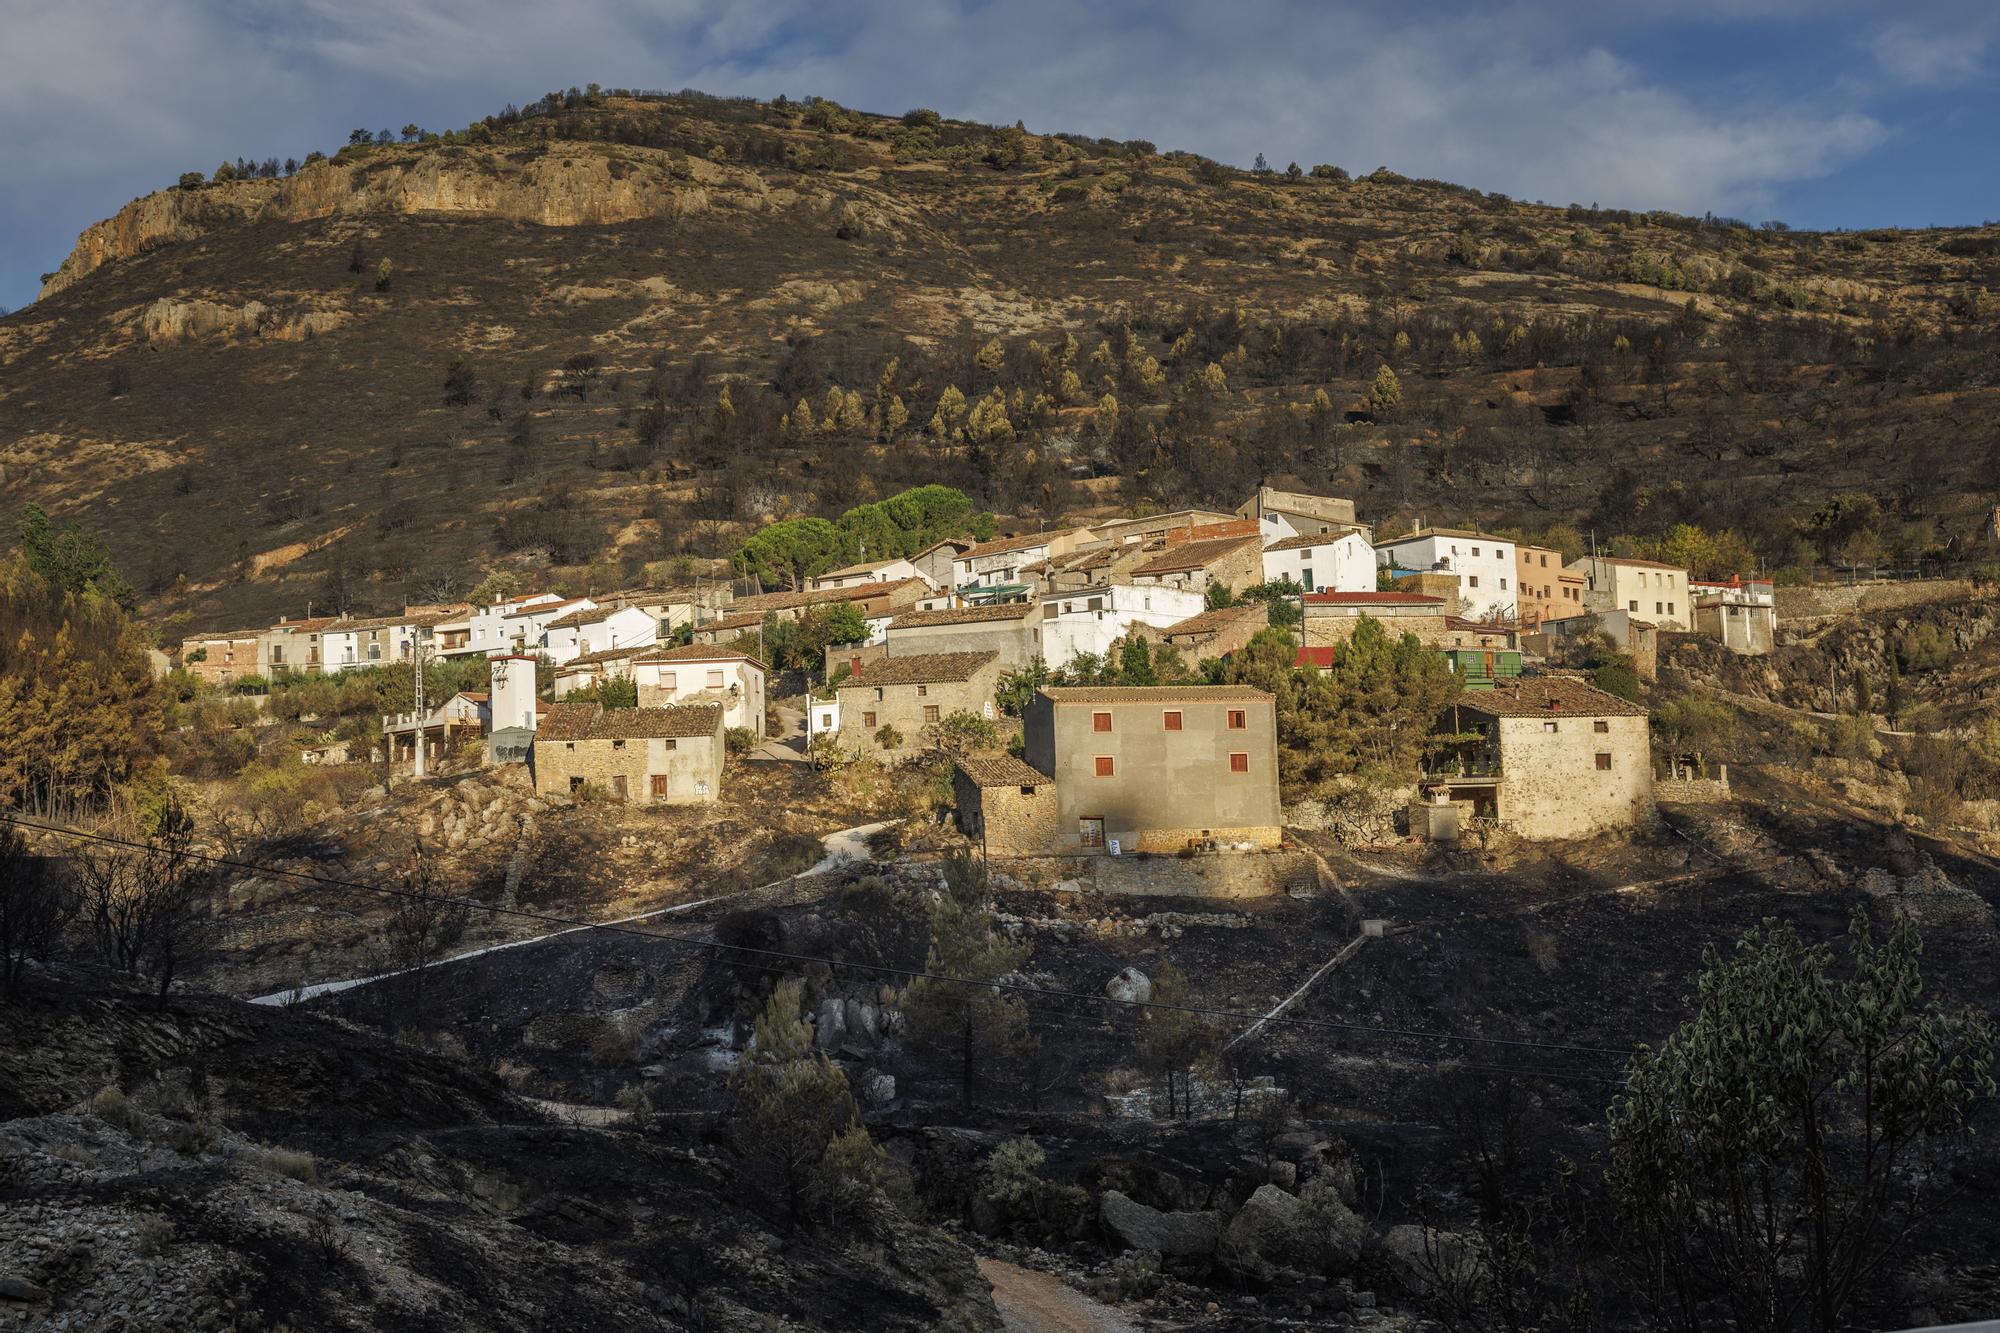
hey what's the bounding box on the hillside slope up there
[2,90,1997,629]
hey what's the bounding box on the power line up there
[0,811,1638,1071]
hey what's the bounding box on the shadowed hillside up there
[2,88,1997,632]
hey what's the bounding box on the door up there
[650,774,669,799]
[1078,818,1105,849]
[611,775,627,801]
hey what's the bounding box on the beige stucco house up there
[1020,685,1283,854]
[632,644,767,731]
[1568,556,1691,630]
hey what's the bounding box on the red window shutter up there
[1094,756,1115,777]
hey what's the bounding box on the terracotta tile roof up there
[1580,555,1686,572]
[556,645,655,670]
[510,597,593,618]
[1263,531,1364,553]
[545,605,629,630]
[1040,685,1274,704]
[735,578,926,613]
[537,701,725,742]
[1131,535,1259,577]
[959,529,1085,561]
[1303,591,1443,605]
[1374,527,1515,546]
[887,603,1035,629]
[1452,678,1647,719]
[1161,604,1266,638]
[843,651,999,686]
[633,644,768,669]
[955,754,1053,788]
[696,612,767,634]
[189,627,266,642]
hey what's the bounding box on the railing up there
[1422,758,1502,779]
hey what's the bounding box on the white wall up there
[1038,585,1205,668]
[1376,535,1517,620]
[1262,533,1374,593]
[635,657,765,731]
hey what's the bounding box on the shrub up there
[135,1214,175,1256]
[257,1148,318,1183]
[724,726,757,756]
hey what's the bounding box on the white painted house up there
[812,556,931,591]
[1261,531,1376,594]
[467,594,585,657]
[541,603,659,665]
[1037,583,1206,669]
[632,645,767,732]
[1374,528,1518,621]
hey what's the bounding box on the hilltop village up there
[174,483,1781,855]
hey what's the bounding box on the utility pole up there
[412,627,431,779]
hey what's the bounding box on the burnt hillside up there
[2,89,1997,630]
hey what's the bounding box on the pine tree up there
[900,853,1034,1109]
[1370,364,1402,417]
[732,978,867,1221]
[884,394,908,437]
[1139,963,1219,1118]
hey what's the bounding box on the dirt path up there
[977,1259,1138,1333]
[247,819,894,1006]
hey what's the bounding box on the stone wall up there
[1775,578,1974,625]
[1655,776,1732,804]
[883,618,1042,668]
[1083,849,1321,899]
[837,658,1003,759]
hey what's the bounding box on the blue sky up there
[3,0,1995,313]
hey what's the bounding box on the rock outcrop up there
[1099,1190,1221,1258]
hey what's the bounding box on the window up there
[1468,575,1480,588]
[1668,602,1676,616]
[916,684,928,697]
[651,775,669,798]
[1593,719,1609,733]
[1500,578,1508,590]
[707,669,724,688]
[1628,600,1639,612]
[1092,711,1112,732]
[1595,752,1612,771]
[1227,709,1247,730]
[1163,710,1183,731]
[1228,752,1250,773]
[1471,546,1481,557]
[923,705,940,723]
[874,687,884,702]
[1539,553,1548,567]
[662,672,677,690]
[613,739,626,750]
[863,711,877,728]
[1094,756,1115,777]
[569,777,585,792]
[1542,721,1558,733]
[820,711,834,727]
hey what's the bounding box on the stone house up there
[179,628,264,686]
[1567,556,1691,631]
[1373,528,1519,622]
[1236,485,1369,545]
[881,603,1044,669]
[951,528,1094,596]
[690,611,767,647]
[1128,535,1263,595]
[1690,578,1776,655]
[734,578,929,623]
[1037,583,1206,669]
[531,701,726,805]
[835,651,1003,759]
[1087,509,1241,547]
[632,645,767,731]
[261,616,339,675]
[1260,531,1376,593]
[541,603,659,665]
[381,690,491,768]
[1301,592,1450,646]
[551,645,654,699]
[1418,678,1651,841]
[1530,610,1660,681]
[950,754,1060,857]
[1152,603,1269,661]
[1024,542,1148,595]
[1021,685,1283,854]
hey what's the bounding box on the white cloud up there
[1870,24,1986,86]
[0,0,1942,307]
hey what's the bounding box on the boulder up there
[1099,1190,1221,1258]
[0,1277,50,1303]
[843,998,880,1044]
[1383,1224,1481,1295]
[1218,1184,1308,1279]
[1105,967,1152,1005]
[815,998,846,1049]
[859,1072,896,1107]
